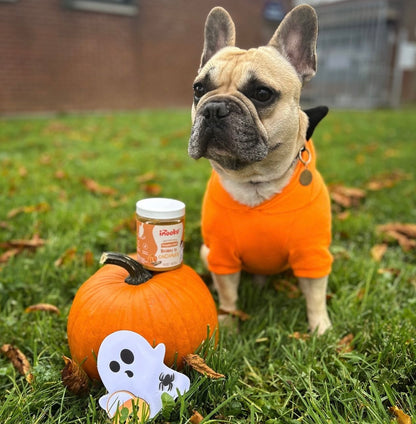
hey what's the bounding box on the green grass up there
[0,109,415,423]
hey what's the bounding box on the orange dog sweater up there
[201,140,333,278]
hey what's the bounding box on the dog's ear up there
[304,106,328,140]
[268,5,318,83]
[200,7,235,69]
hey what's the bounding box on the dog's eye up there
[193,83,206,101]
[253,87,274,103]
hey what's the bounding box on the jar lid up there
[136,198,185,219]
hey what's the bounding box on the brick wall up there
[0,0,271,115]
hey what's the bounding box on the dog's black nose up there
[203,101,230,119]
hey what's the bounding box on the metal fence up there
[301,0,401,109]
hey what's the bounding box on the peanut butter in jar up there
[136,198,185,271]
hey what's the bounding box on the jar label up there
[136,222,184,270]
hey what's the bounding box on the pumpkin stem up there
[100,252,153,285]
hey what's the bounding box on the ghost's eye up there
[120,349,134,364]
[109,361,120,373]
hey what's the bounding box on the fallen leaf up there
[0,248,20,264]
[329,185,366,209]
[371,244,388,262]
[190,410,204,424]
[336,210,351,221]
[273,278,301,298]
[218,308,250,321]
[54,247,77,267]
[0,234,46,264]
[84,250,95,267]
[377,267,401,277]
[377,223,416,251]
[18,166,28,177]
[39,154,52,165]
[81,178,117,196]
[289,332,310,341]
[389,406,412,424]
[367,170,411,191]
[54,170,67,180]
[0,233,46,249]
[43,121,72,134]
[356,288,366,301]
[377,223,416,239]
[25,303,60,314]
[7,202,50,218]
[136,171,157,184]
[183,354,225,379]
[337,333,354,354]
[1,344,33,383]
[141,183,162,196]
[61,356,90,395]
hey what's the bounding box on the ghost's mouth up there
[125,370,134,378]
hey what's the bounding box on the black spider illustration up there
[159,372,175,391]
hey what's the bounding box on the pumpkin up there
[67,252,218,380]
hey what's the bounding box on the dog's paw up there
[218,312,239,331]
[309,313,332,335]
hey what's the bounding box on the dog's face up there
[189,5,320,180]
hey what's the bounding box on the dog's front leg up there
[200,244,241,321]
[211,272,241,314]
[298,276,331,335]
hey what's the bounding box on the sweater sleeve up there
[288,178,333,279]
[201,176,242,275]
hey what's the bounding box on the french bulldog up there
[188,5,332,334]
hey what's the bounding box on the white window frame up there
[64,0,138,16]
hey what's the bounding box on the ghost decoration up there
[97,330,191,420]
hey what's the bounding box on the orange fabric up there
[201,140,333,278]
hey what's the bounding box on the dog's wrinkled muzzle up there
[188,97,268,170]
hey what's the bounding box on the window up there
[63,0,137,16]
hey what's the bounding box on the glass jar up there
[136,198,185,271]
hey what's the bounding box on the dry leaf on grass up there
[274,279,301,299]
[377,223,416,251]
[25,303,60,314]
[61,356,90,395]
[377,223,416,239]
[329,185,366,209]
[0,248,20,264]
[141,183,162,196]
[1,344,33,383]
[377,267,401,277]
[136,171,157,184]
[0,233,46,249]
[371,244,388,262]
[0,234,46,264]
[367,170,411,191]
[337,333,354,354]
[389,406,412,424]
[289,332,310,341]
[218,308,250,321]
[183,354,225,379]
[190,410,204,424]
[54,247,77,267]
[7,202,50,218]
[336,210,351,221]
[81,177,117,196]
[84,250,95,267]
